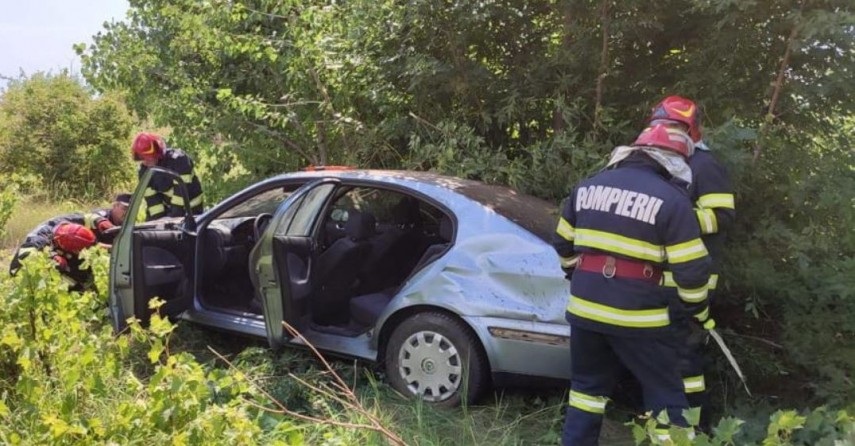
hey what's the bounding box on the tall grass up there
[0,197,108,251]
[169,324,633,445]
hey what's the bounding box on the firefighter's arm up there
[552,192,579,277]
[694,156,735,235]
[84,212,115,236]
[664,200,714,328]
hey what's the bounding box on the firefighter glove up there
[97,219,115,233]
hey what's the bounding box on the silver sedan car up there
[109,169,572,406]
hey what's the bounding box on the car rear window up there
[456,184,559,242]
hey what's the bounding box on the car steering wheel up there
[253,213,274,241]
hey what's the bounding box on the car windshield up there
[219,186,298,219]
[457,184,559,242]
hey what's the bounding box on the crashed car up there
[109,168,572,406]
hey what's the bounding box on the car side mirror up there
[182,215,197,233]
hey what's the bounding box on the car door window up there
[218,184,302,219]
[276,183,336,237]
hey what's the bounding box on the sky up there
[0,0,129,88]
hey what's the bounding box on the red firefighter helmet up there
[131,132,165,161]
[648,95,702,142]
[633,124,695,159]
[53,222,97,254]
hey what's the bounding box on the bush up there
[719,120,855,406]
[631,406,855,445]
[0,181,16,239]
[0,72,136,201]
[0,249,406,445]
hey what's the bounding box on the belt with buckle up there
[576,253,662,284]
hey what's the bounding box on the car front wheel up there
[384,312,488,407]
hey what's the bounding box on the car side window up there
[280,183,336,237]
[325,187,411,232]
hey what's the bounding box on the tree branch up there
[281,320,408,445]
[244,120,318,165]
[755,0,805,162]
[308,67,332,165]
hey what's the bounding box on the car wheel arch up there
[376,304,493,376]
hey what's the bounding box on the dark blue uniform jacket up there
[552,154,711,336]
[138,147,204,221]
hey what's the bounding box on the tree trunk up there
[592,0,611,142]
[755,0,804,163]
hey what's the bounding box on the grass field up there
[0,196,111,269]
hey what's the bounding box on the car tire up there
[385,312,489,407]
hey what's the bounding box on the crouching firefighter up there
[552,124,712,445]
[9,221,98,291]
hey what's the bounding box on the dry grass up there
[0,197,106,251]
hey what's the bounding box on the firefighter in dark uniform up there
[553,124,713,445]
[131,132,204,221]
[648,96,736,431]
[9,221,98,291]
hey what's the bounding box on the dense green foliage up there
[75,0,855,410]
[0,73,136,200]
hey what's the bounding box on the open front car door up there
[109,167,198,332]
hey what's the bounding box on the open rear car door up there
[109,167,199,332]
[250,180,337,348]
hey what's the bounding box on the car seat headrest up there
[391,196,421,226]
[345,211,376,241]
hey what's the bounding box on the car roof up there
[273,169,560,242]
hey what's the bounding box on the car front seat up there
[311,210,376,325]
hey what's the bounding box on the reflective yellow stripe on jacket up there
[574,228,665,263]
[696,208,717,234]
[556,217,575,241]
[698,193,735,210]
[172,193,203,208]
[664,238,708,264]
[663,272,718,290]
[567,295,670,328]
[695,193,734,234]
[147,204,166,216]
[83,213,99,230]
